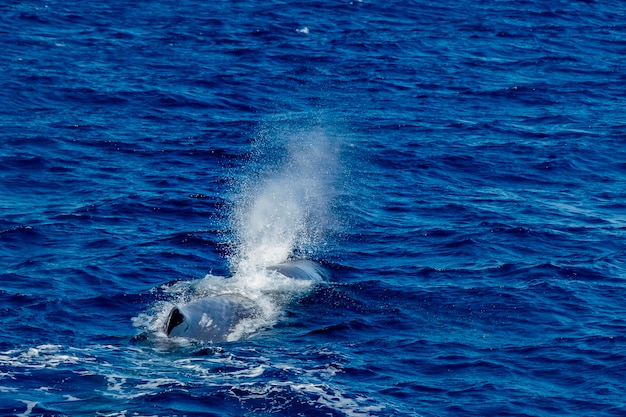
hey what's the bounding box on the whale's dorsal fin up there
[165,307,185,335]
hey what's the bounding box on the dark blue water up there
[2,0,626,415]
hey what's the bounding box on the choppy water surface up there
[1,0,625,416]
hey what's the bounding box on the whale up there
[164,260,327,341]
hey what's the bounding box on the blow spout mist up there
[230,125,340,272]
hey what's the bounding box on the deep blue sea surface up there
[2,0,626,415]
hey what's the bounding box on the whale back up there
[164,260,327,342]
[266,259,328,282]
[165,294,258,341]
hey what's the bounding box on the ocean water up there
[1,0,626,415]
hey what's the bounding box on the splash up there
[137,120,343,343]
[229,122,340,274]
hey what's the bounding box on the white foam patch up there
[232,380,385,417]
[290,383,385,417]
[0,344,96,369]
[16,400,38,417]
[134,378,182,390]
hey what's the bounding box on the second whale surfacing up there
[164,260,328,342]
